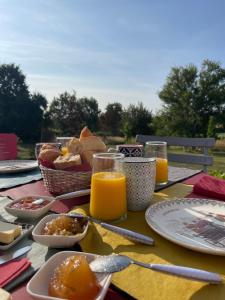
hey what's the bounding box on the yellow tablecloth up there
[72,183,225,300]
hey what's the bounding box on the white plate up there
[0,221,34,250]
[27,251,112,300]
[32,214,89,248]
[145,198,225,255]
[0,160,38,174]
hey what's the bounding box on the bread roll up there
[80,126,93,138]
[80,136,107,152]
[54,153,82,170]
[41,143,57,150]
[66,137,83,155]
[38,148,61,163]
[79,127,107,165]
[80,150,96,167]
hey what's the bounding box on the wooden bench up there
[136,135,215,172]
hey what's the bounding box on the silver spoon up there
[68,213,154,246]
[90,255,222,284]
[29,189,91,206]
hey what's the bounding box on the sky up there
[0,0,225,113]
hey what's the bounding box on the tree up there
[49,92,82,136]
[122,102,154,139]
[100,102,123,136]
[30,93,48,141]
[158,60,225,137]
[79,97,100,132]
[207,116,217,138]
[0,63,47,141]
[49,92,100,136]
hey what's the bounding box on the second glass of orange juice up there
[90,153,126,222]
[145,141,168,185]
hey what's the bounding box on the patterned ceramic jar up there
[122,157,156,211]
[108,144,143,157]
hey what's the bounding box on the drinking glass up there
[90,153,127,222]
[145,141,168,185]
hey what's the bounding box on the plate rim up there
[0,160,38,174]
[145,198,225,256]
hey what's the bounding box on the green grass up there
[18,143,35,160]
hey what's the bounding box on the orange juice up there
[90,172,127,221]
[156,158,168,184]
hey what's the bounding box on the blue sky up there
[0,0,225,112]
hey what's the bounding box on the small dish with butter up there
[32,214,89,248]
[5,196,54,220]
[0,220,33,250]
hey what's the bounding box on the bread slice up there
[0,289,12,300]
[0,221,22,244]
[54,153,82,170]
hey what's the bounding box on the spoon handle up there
[55,189,90,201]
[134,261,222,284]
[99,222,154,245]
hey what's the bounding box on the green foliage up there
[49,92,100,136]
[207,116,217,138]
[100,102,123,136]
[209,170,225,179]
[122,102,154,138]
[0,63,48,142]
[158,60,225,137]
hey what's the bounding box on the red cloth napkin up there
[0,258,31,287]
[193,175,225,201]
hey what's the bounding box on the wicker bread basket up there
[40,165,91,195]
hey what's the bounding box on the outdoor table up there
[1,170,225,300]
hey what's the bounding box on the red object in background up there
[0,258,31,288]
[193,174,225,201]
[0,133,17,160]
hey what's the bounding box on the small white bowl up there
[27,250,112,300]
[5,196,55,220]
[32,214,89,248]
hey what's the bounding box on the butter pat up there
[0,221,22,244]
[0,288,12,300]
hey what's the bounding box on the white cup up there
[122,157,156,211]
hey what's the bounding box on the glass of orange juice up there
[90,153,127,222]
[145,141,168,185]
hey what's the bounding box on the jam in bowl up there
[9,197,51,210]
[5,195,54,219]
